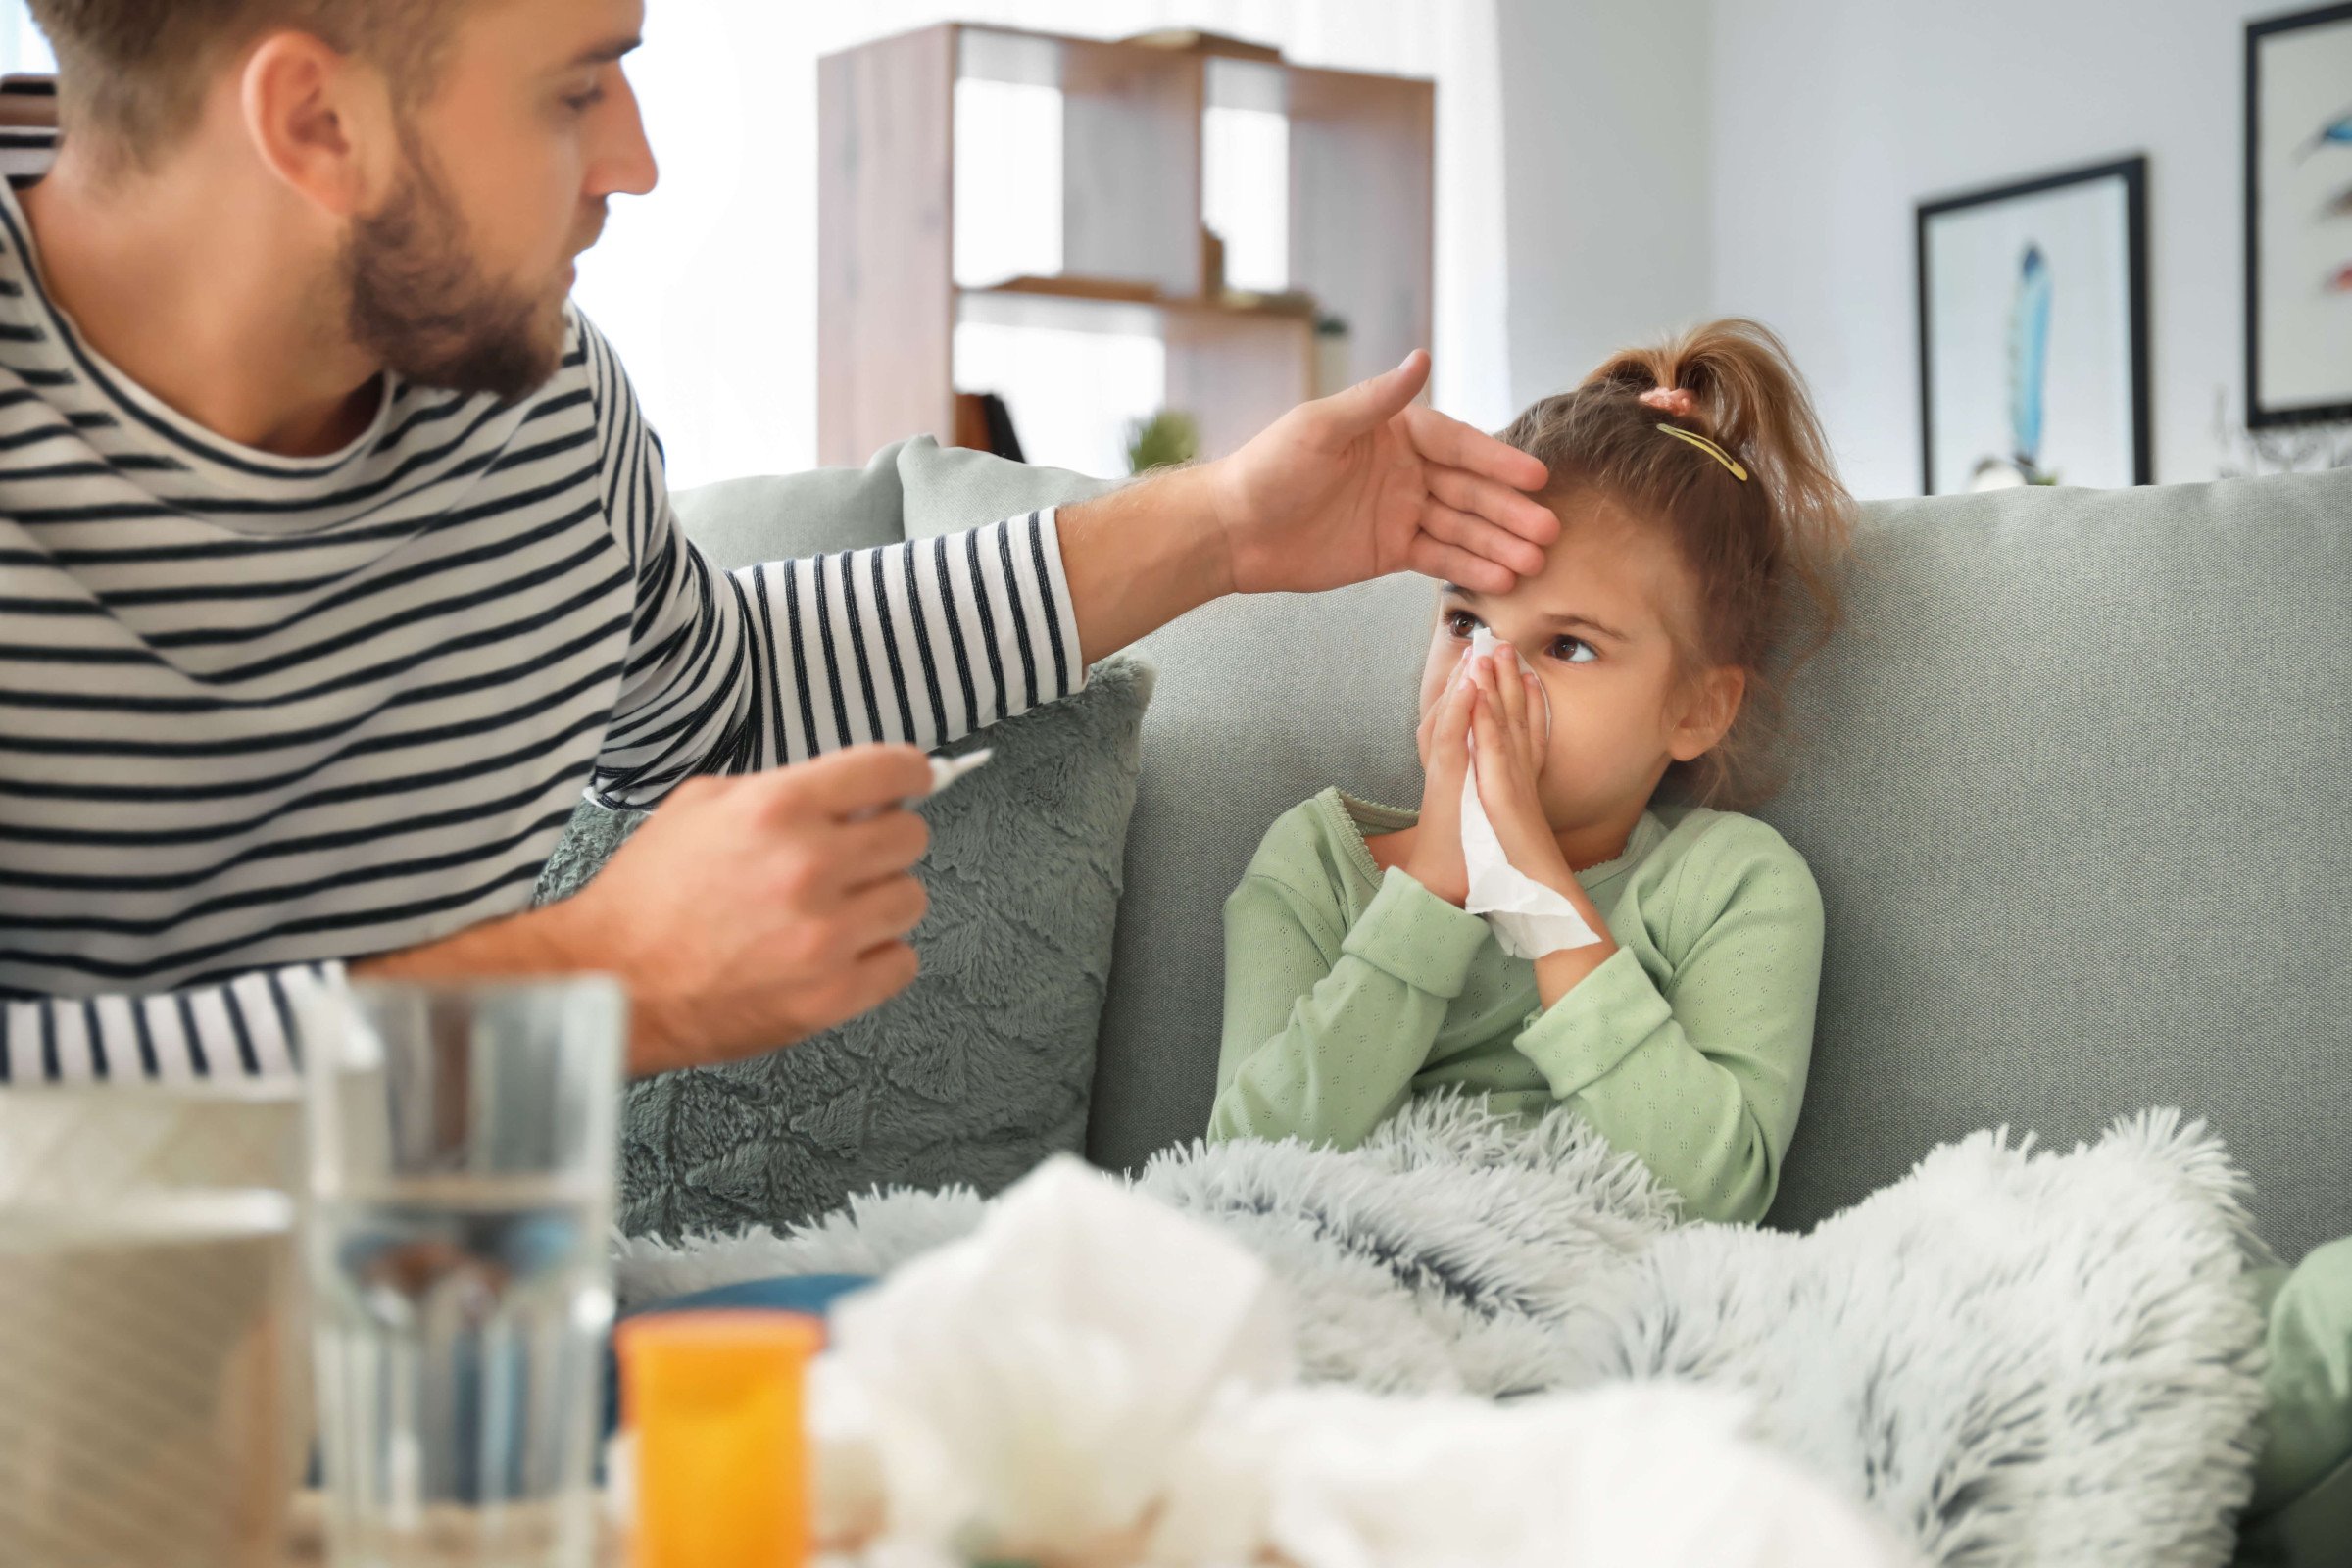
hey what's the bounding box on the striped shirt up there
[0,144,1083,1085]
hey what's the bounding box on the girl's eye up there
[1549,635,1595,665]
[1444,609,1481,640]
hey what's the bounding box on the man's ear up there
[238,30,398,219]
[1667,665,1746,763]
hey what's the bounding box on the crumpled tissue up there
[811,1157,1292,1563]
[806,1158,1909,1568]
[1157,1383,1910,1568]
[1458,626,1601,958]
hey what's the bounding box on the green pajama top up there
[1208,789,1827,1224]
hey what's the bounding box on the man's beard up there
[342,138,568,404]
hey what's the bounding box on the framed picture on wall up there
[2246,2,2352,427]
[1915,157,2151,495]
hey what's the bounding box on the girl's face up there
[1414,496,1741,831]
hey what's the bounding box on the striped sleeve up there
[576,316,1083,808]
[0,961,344,1086]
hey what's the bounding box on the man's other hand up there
[555,746,935,1075]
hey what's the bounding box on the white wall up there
[1496,0,1714,410]
[1498,0,2269,497]
[1708,0,2256,496]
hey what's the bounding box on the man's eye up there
[564,85,608,114]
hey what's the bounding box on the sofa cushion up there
[1088,471,2352,1265]
[537,656,1153,1239]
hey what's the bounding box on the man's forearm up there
[1057,465,1235,665]
[348,901,674,1076]
[348,902,583,987]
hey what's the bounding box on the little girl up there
[1207,318,1848,1225]
[1207,319,2352,1551]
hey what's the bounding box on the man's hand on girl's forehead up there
[1196,349,1559,603]
[1404,400,1559,584]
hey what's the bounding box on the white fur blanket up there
[614,1101,2272,1568]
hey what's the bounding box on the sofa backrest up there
[677,454,2350,1258]
[1089,470,2352,1261]
[677,436,1109,571]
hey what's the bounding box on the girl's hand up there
[1400,654,1479,906]
[1470,655,1578,897]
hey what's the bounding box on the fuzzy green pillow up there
[535,657,1153,1239]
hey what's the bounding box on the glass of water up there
[302,978,624,1568]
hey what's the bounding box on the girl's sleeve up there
[1512,823,1824,1224]
[1211,865,1493,1150]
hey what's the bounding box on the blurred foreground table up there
[286,1494,622,1567]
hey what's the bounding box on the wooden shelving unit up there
[817,23,1434,471]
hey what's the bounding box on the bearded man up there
[0,0,1557,1085]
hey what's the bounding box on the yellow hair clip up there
[1656,423,1748,482]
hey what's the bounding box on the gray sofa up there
[678,443,2351,1266]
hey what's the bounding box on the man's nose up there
[590,73,661,200]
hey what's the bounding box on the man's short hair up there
[26,0,465,172]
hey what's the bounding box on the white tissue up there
[1160,1383,1910,1568]
[811,1158,1292,1560]
[1458,628,1601,958]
